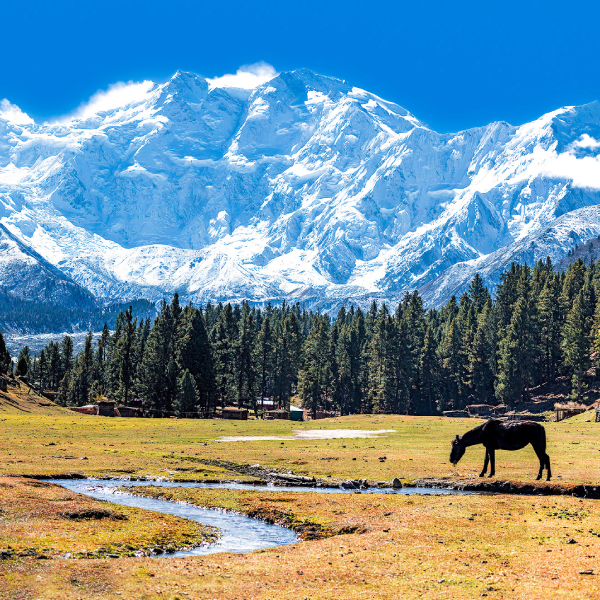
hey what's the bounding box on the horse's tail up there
[539,423,547,451]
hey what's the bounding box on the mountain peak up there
[0,69,599,311]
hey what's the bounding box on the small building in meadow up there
[289,405,304,421]
[555,403,587,422]
[222,407,249,420]
[97,400,116,417]
[115,405,142,418]
[265,409,289,420]
[467,404,495,417]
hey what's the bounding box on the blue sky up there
[1,0,599,132]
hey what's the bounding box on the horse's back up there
[485,419,546,451]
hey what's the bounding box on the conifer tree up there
[115,307,136,405]
[0,332,11,374]
[367,305,397,413]
[255,314,274,411]
[298,316,331,417]
[495,297,533,406]
[465,303,495,403]
[94,324,110,395]
[234,308,257,408]
[59,333,95,406]
[439,318,462,409]
[538,276,562,382]
[348,309,367,413]
[273,311,302,410]
[138,301,176,410]
[563,288,591,399]
[60,336,74,380]
[468,273,491,314]
[418,325,438,414]
[210,303,238,407]
[15,346,31,377]
[174,369,199,416]
[175,307,214,413]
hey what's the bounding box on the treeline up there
[0,289,156,334]
[6,256,600,416]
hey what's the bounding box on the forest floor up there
[1,393,600,598]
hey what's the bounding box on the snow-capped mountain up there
[1,68,600,310]
[0,223,94,307]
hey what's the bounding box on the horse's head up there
[450,435,465,466]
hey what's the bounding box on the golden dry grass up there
[0,407,599,486]
[1,393,600,598]
[3,485,600,599]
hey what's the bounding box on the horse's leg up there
[487,448,495,477]
[545,454,551,481]
[532,443,545,480]
[479,449,489,477]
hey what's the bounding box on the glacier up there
[1,68,600,310]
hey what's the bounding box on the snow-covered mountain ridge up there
[1,69,600,309]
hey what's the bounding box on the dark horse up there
[449,419,551,481]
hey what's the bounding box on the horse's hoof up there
[536,476,542,481]
[487,474,494,478]
[479,474,485,478]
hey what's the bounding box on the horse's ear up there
[455,435,459,441]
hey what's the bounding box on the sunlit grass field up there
[0,387,599,485]
[2,387,600,599]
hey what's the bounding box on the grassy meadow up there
[1,386,600,598]
[0,388,599,485]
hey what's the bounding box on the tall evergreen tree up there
[563,288,592,399]
[174,369,199,417]
[255,314,274,411]
[298,316,332,418]
[0,332,11,374]
[418,325,438,414]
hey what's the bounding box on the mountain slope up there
[0,223,95,308]
[1,70,600,308]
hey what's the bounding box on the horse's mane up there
[459,421,487,446]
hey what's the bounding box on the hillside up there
[0,376,68,415]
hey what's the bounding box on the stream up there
[55,479,475,557]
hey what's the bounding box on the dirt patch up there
[59,509,127,521]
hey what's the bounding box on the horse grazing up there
[449,419,551,481]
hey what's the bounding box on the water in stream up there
[55,479,476,557]
[56,479,298,557]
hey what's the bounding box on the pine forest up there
[5,257,600,418]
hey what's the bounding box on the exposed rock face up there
[1,70,600,308]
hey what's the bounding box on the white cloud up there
[207,62,278,90]
[67,80,155,121]
[0,99,34,125]
[571,134,600,150]
[542,150,600,190]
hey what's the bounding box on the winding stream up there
[55,479,475,557]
